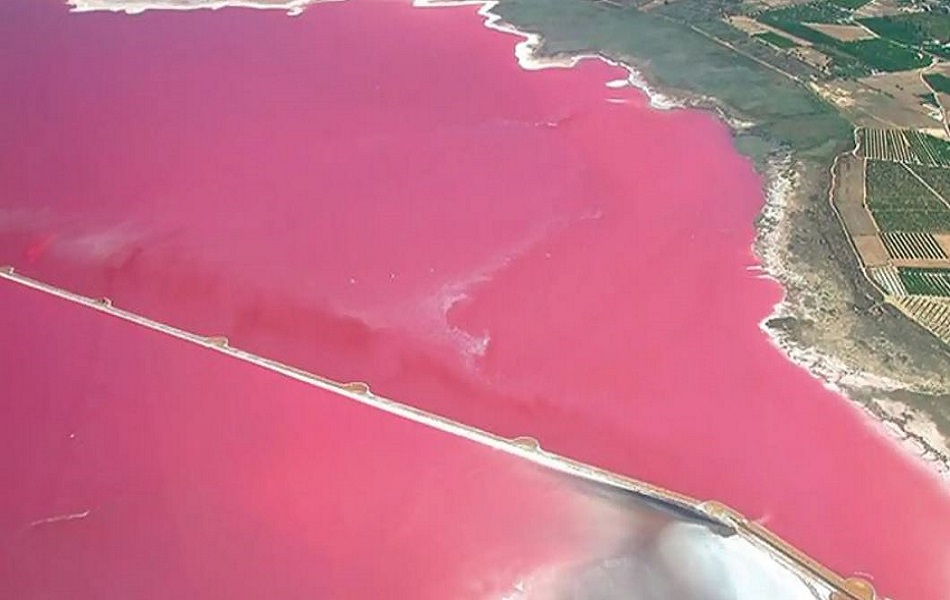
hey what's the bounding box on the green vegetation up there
[924,72,950,93]
[754,31,798,49]
[758,2,851,25]
[873,209,950,231]
[841,38,930,72]
[899,267,950,296]
[827,0,871,8]
[866,160,950,231]
[909,163,950,204]
[867,160,945,209]
[758,14,839,46]
[860,12,950,59]
[759,7,929,73]
[919,92,939,108]
[491,0,852,163]
[906,130,950,167]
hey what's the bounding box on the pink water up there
[0,281,657,599]
[1,1,949,598]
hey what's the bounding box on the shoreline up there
[757,155,950,483]
[59,0,950,484]
[0,266,856,599]
[416,0,950,484]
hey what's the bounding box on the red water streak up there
[0,1,948,598]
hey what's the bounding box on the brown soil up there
[892,258,950,268]
[837,203,878,236]
[936,234,950,255]
[831,154,877,239]
[806,22,875,42]
[853,235,889,266]
[833,73,942,130]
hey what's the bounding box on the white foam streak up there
[65,0,337,16]
[29,509,91,528]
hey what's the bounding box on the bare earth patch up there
[805,22,876,42]
[891,257,950,268]
[936,234,950,255]
[820,75,942,130]
[853,235,890,266]
[727,15,772,35]
[831,154,878,238]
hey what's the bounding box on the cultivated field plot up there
[906,130,950,167]
[860,128,914,162]
[898,267,950,296]
[881,231,949,260]
[755,31,798,49]
[893,296,950,343]
[865,159,950,232]
[859,12,950,60]
[859,128,950,166]
[757,3,930,75]
[865,160,950,233]
[869,265,908,296]
[908,163,950,205]
[925,73,950,94]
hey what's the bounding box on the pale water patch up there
[493,522,831,600]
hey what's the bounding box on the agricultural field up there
[898,266,950,296]
[906,129,950,166]
[755,30,799,48]
[869,265,909,295]
[893,296,950,343]
[920,91,940,108]
[924,72,950,93]
[843,38,930,72]
[865,160,943,210]
[756,2,932,74]
[865,159,950,232]
[881,231,949,260]
[859,12,950,59]
[827,0,871,8]
[859,128,950,167]
[907,162,950,203]
[758,2,852,26]
[871,209,950,231]
[860,128,917,162]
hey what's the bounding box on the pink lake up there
[5,278,822,599]
[0,1,948,598]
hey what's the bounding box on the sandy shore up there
[756,157,950,483]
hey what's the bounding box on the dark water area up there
[0,280,825,599]
[0,1,948,598]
